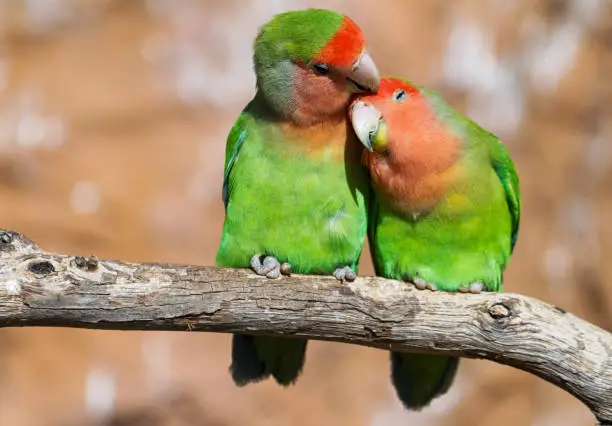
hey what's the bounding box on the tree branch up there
[0,230,610,424]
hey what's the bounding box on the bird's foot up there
[410,276,487,293]
[333,266,357,282]
[458,282,485,294]
[250,255,292,279]
[412,277,438,291]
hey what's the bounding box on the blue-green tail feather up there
[230,334,307,386]
[390,352,459,410]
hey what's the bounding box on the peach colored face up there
[288,24,381,125]
[349,77,462,213]
[349,78,420,152]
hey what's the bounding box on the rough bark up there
[0,230,610,424]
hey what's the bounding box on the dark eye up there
[393,89,407,102]
[312,63,330,75]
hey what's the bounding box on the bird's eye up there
[393,89,407,102]
[312,63,330,75]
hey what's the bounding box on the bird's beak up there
[346,51,380,94]
[350,100,383,152]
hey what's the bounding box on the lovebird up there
[350,77,521,409]
[216,9,380,387]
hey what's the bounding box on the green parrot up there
[349,77,521,409]
[216,9,380,387]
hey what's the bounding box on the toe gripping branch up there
[250,255,292,279]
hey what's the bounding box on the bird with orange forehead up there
[216,9,380,387]
[350,77,521,409]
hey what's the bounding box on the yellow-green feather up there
[217,99,368,272]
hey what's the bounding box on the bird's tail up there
[230,334,307,386]
[390,351,459,410]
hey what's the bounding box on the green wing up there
[459,115,521,253]
[488,135,521,252]
[422,86,521,253]
[222,112,249,209]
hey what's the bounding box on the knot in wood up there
[27,260,56,275]
[0,231,13,245]
[0,230,40,254]
[74,255,99,272]
[74,256,87,268]
[488,303,511,319]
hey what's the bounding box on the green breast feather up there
[216,102,369,275]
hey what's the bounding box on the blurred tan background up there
[0,1,610,425]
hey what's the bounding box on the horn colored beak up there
[346,51,380,93]
[350,100,382,152]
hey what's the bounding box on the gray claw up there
[280,263,293,276]
[265,268,281,279]
[262,255,279,269]
[345,269,357,282]
[413,277,427,290]
[426,282,437,291]
[457,282,485,294]
[250,254,265,274]
[250,254,282,279]
[334,266,357,282]
[469,282,484,294]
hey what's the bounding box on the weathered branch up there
[0,230,610,423]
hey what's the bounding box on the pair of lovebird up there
[216,9,521,410]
